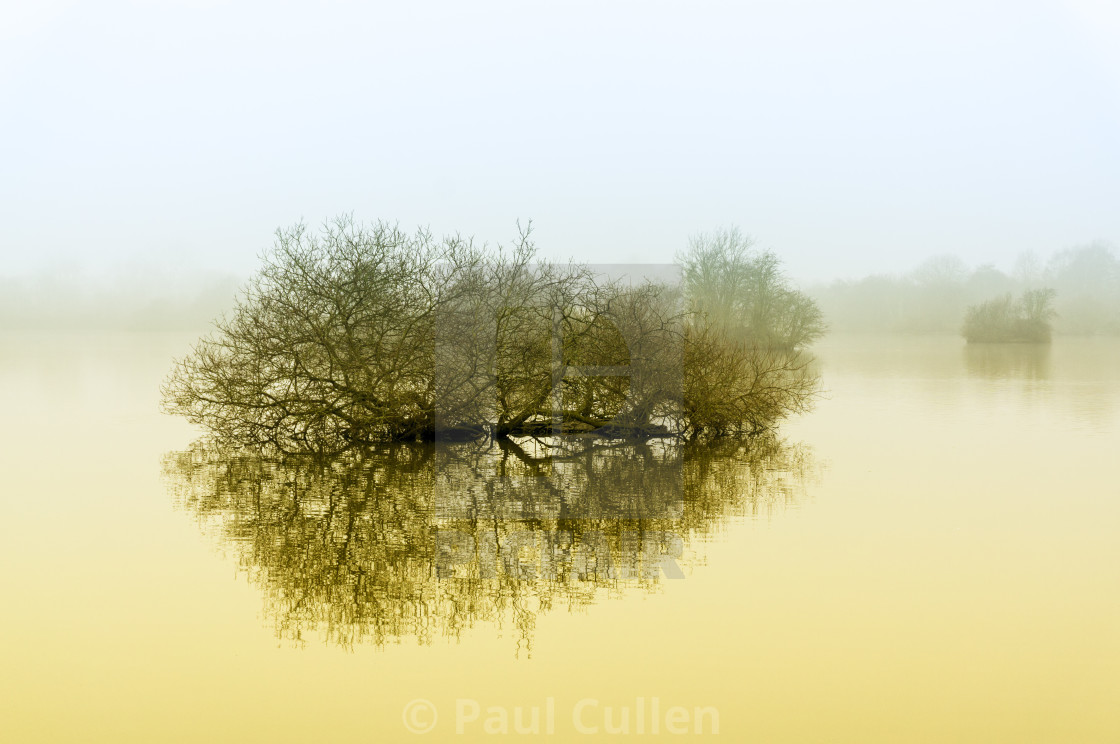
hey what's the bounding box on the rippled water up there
[1,331,1117,742]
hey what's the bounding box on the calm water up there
[1,331,1117,742]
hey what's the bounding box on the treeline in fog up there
[812,243,1120,335]
[0,269,241,331]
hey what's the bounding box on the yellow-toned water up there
[1,331,1117,742]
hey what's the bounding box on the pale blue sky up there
[3,0,1119,282]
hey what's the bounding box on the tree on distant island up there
[962,288,1057,344]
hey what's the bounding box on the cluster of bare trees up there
[162,217,823,453]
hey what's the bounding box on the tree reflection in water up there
[164,436,814,653]
[962,342,1051,381]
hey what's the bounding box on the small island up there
[962,289,1057,344]
[162,219,825,454]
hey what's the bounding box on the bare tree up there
[678,227,825,349]
[677,228,823,439]
[163,216,487,452]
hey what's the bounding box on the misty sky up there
[3,0,1120,283]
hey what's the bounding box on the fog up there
[812,242,1120,335]
[4,232,1119,336]
[3,0,1120,287]
[0,266,240,331]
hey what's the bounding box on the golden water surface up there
[1,331,1117,742]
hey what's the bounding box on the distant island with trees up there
[812,244,1120,337]
[962,289,1057,344]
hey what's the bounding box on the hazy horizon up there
[3,234,1115,334]
[1,218,1114,286]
